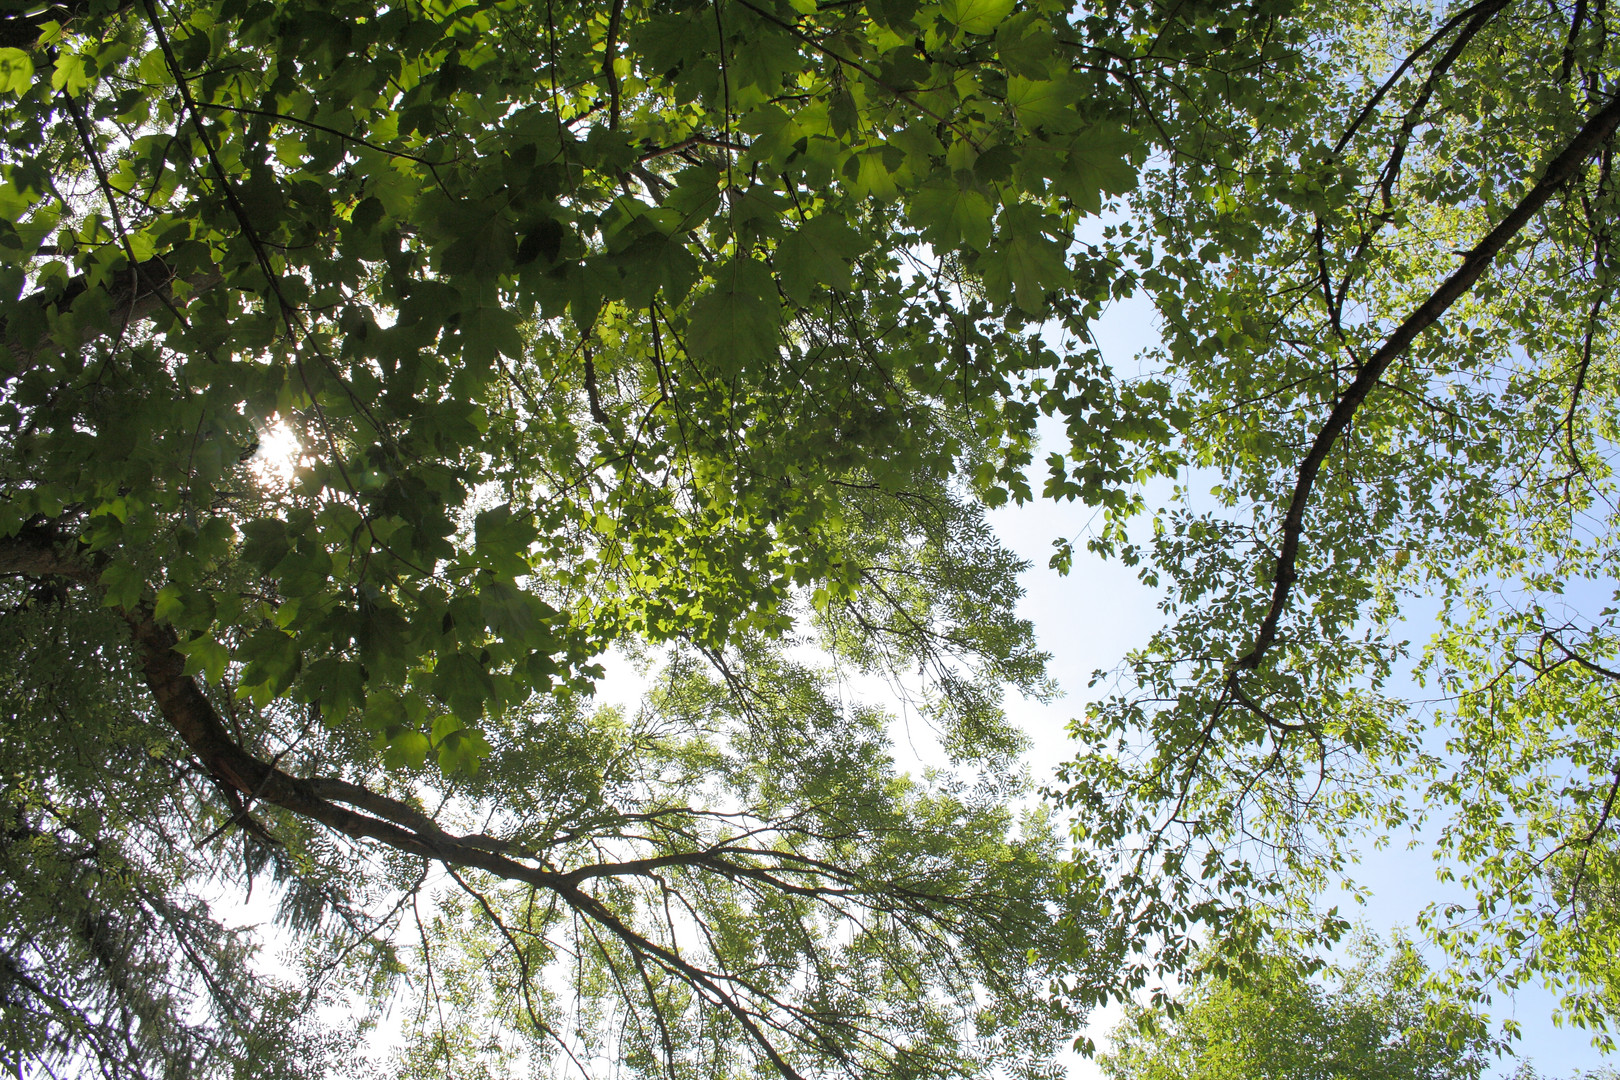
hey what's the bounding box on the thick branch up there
[1237,92,1620,671]
[1,255,220,375]
[0,528,562,886]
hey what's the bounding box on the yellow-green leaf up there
[51,52,89,97]
[0,48,34,95]
[1006,75,1080,131]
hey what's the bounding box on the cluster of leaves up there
[379,641,1077,1080]
[1055,0,1620,1046]
[19,0,1605,1070]
[0,0,1170,774]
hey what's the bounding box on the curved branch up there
[1235,92,1620,673]
[0,526,561,886]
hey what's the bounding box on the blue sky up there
[982,291,1617,1076]
[989,489,1613,1076]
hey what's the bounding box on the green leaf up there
[480,580,542,639]
[939,0,1013,35]
[474,503,537,578]
[667,164,723,224]
[1005,76,1080,132]
[273,542,333,598]
[100,561,145,610]
[567,259,614,333]
[176,635,230,684]
[434,651,494,723]
[843,147,901,201]
[0,48,34,95]
[867,0,920,31]
[153,582,217,631]
[994,13,1056,79]
[652,239,701,304]
[238,627,300,700]
[436,724,491,774]
[50,52,89,97]
[382,730,431,770]
[239,518,290,572]
[685,257,782,376]
[462,300,525,364]
[907,179,995,251]
[739,104,800,168]
[430,711,464,746]
[304,657,366,723]
[777,215,866,305]
[980,205,1070,314]
[1060,125,1137,212]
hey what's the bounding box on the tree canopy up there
[1098,934,1500,1080]
[3,0,1620,1073]
[0,0,1271,1073]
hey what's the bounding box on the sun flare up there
[249,419,305,484]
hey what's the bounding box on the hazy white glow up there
[250,419,306,484]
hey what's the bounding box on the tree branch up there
[1,255,221,378]
[0,527,565,886]
[1236,91,1620,673]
